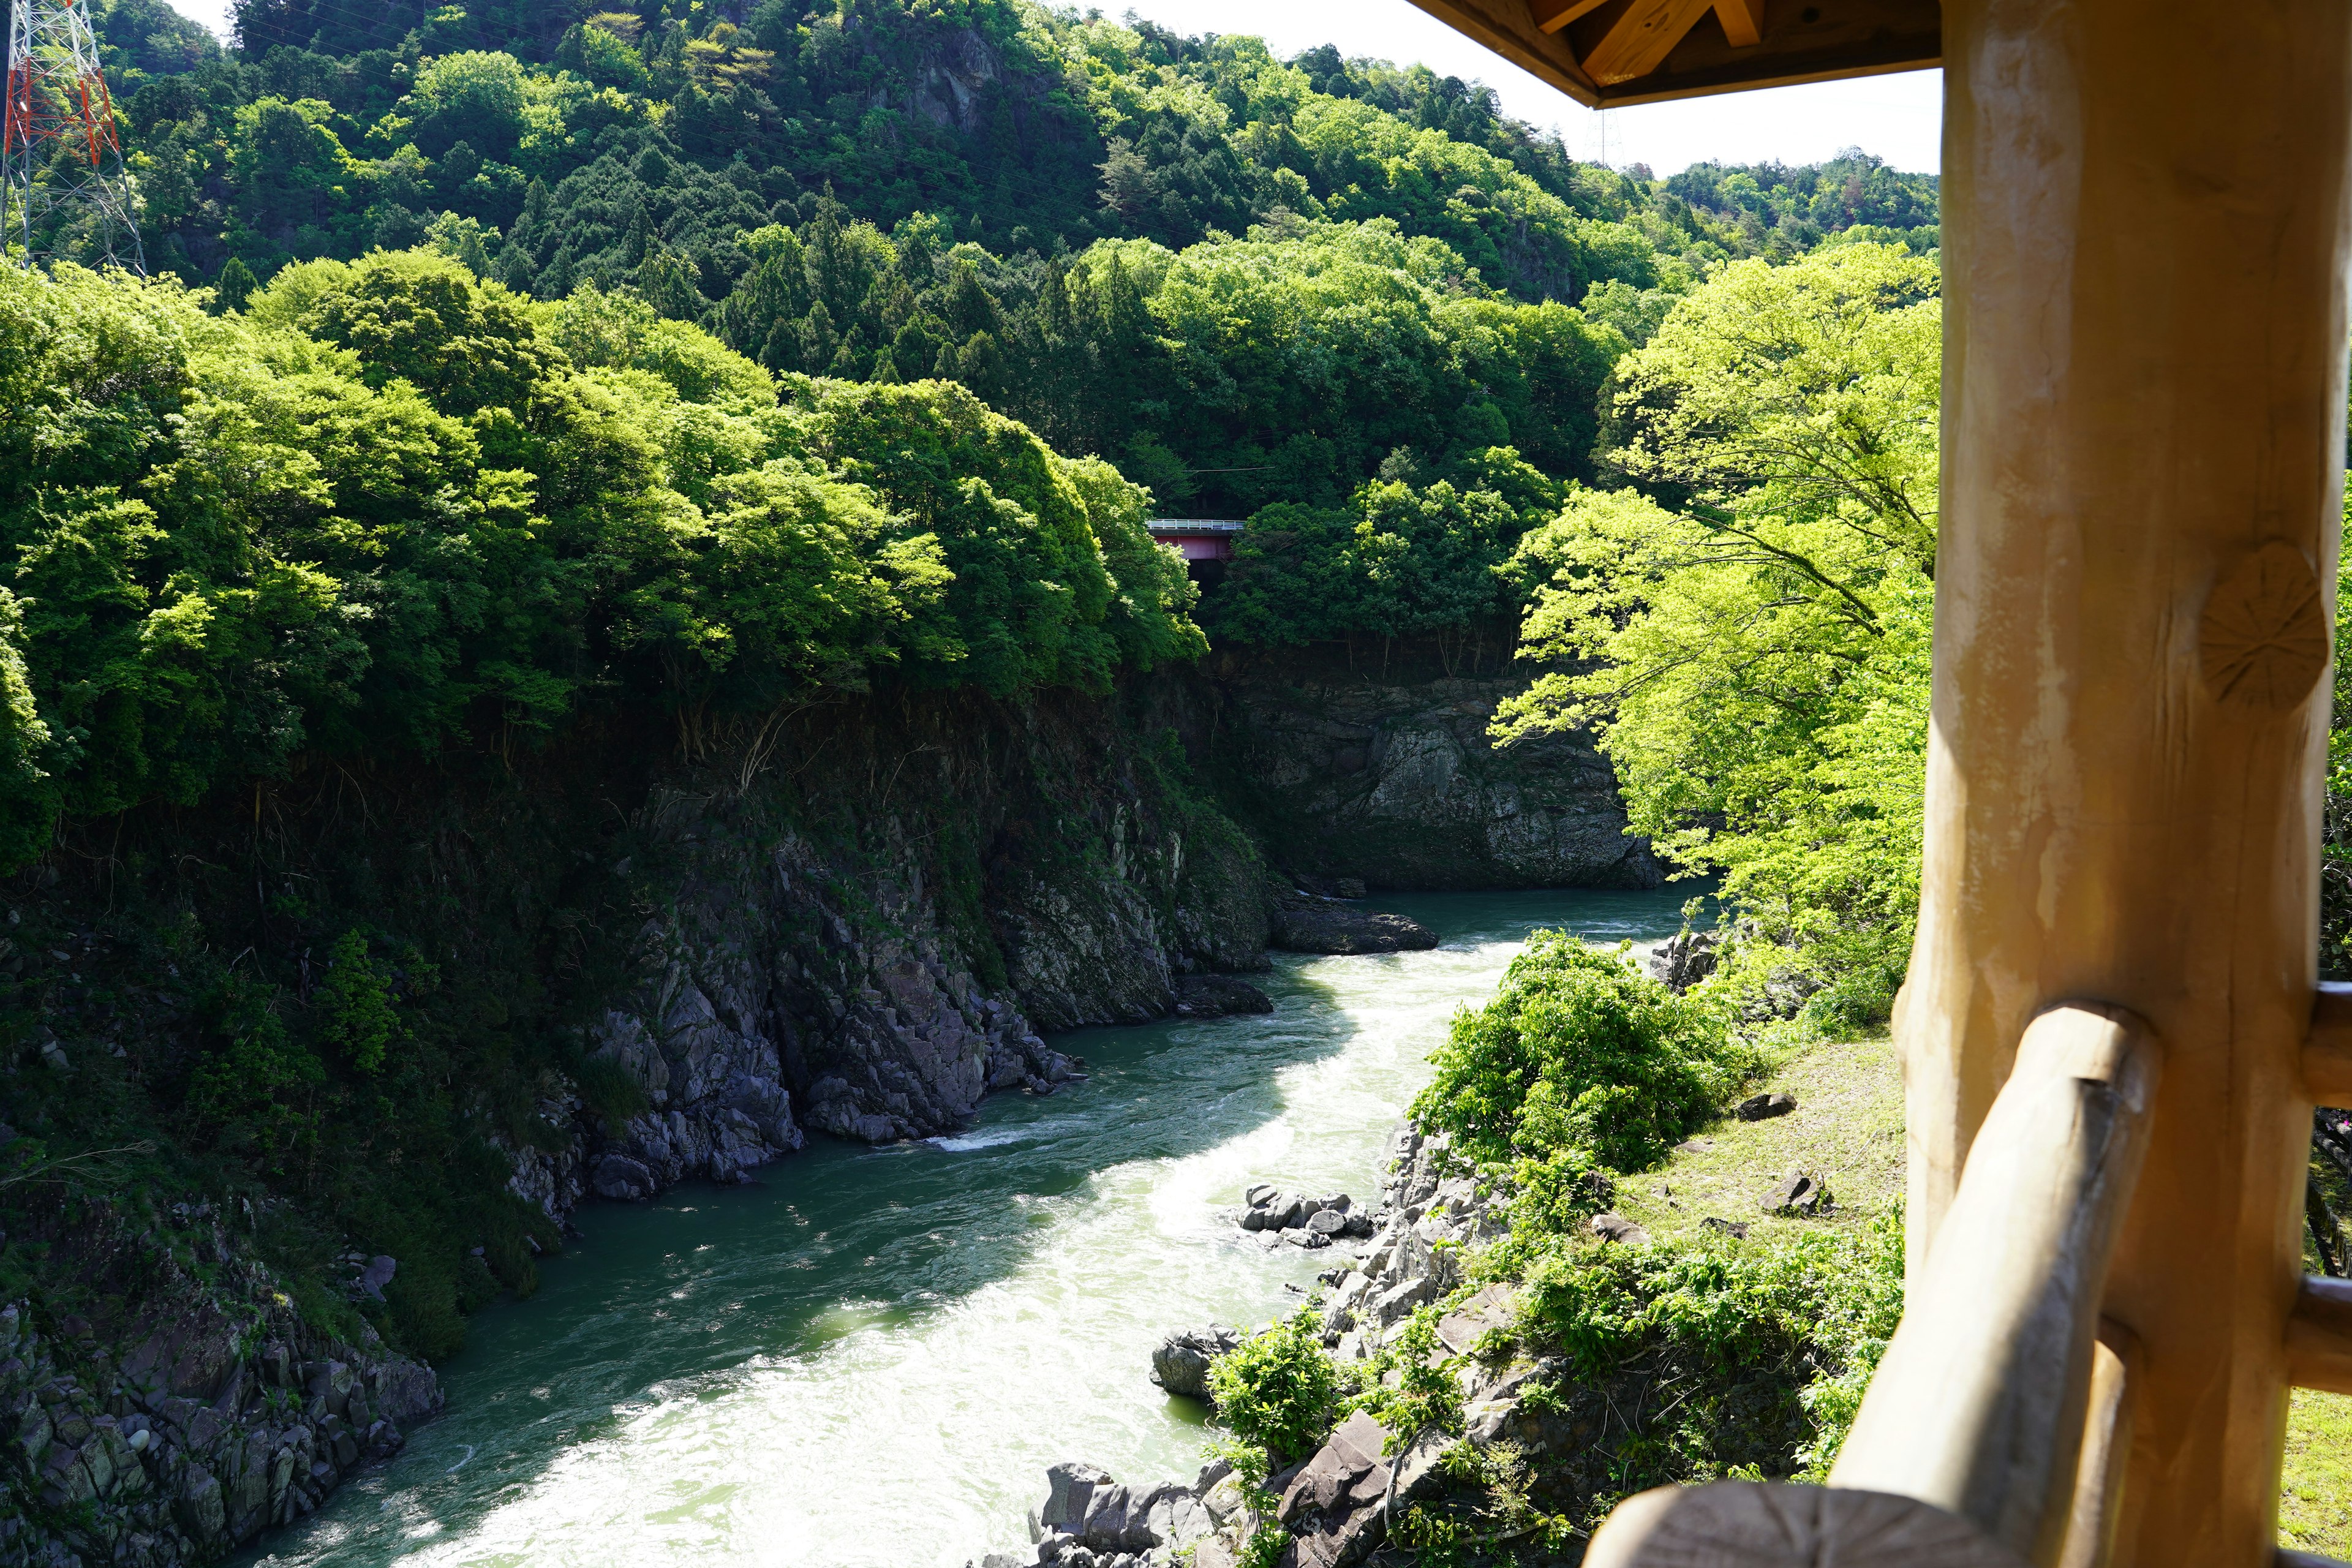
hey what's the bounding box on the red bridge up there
[1145,519,1244,586]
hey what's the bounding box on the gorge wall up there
[1194,638,1660,892]
[0,679,1266,1568]
[0,643,1656,1568]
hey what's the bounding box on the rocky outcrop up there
[0,1204,439,1568]
[1199,641,1662,891]
[1172,974,1272,1018]
[1649,929,1719,992]
[971,1457,1238,1568]
[477,685,1276,1222]
[1236,1186,1376,1246]
[1268,894,1438,956]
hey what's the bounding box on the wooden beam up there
[1578,0,1716,85]
[1405,0,1935,107]
[1400,0,1603,107]
[2309,982,2352,1104]
[1915,7,2352,1561]
[1530,0,1611,32]
[1713,0,1765,47]
[2288,1275,2352,1395]
[2282,1553,2352,1568]
[1830,1005,2160,1564]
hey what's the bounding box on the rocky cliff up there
[1194,639,1661,892]
[0,677,1270,1567]
[509,684,1271,1216]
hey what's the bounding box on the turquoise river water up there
[238,888,1690,1568]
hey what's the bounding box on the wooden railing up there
[1585,999,2351,1568]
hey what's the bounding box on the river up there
[239,887,1691,1568]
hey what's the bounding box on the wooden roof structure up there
[1403,3,2352,1567]
[1403,0,1939,105]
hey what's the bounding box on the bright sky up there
[160,0,1943,176]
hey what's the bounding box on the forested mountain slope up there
[77,0,1935,523]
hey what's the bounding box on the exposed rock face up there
[1649,930,1719,992]
[0,1208,439,1568]
[500,684,1276,1221]
[1199,641,1662,891]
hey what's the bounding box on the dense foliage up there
[1412,933,1744,1174]
[46,0,1937,636]
[1206,1310,1344,1466]
[0,252,1195,867]
[1414,935,1899,1515]
[1664,154,1940,258]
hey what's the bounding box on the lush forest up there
[55,0,1937,614]
[0,0,1978,1371]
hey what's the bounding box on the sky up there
[159,0,1944,177]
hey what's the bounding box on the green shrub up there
[186,981,325,1173]
[314,930,399,1074]
[1208,1310,1344,1465]
[1346,1307,1463,1452]
[1412,932,1748,1172]
[1512,1206,1904,1493]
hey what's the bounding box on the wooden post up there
[1900,2,2352,1564]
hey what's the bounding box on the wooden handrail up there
[2307,984,2352,1104]
[1830,1003,2158,1563]
[1586,1003,2160,1568]
[2287,1275,2352,1395]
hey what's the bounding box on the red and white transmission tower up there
[2,0,143,271]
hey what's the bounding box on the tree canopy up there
[0,253,1196,867]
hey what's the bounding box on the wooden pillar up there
[1899,2,2352,1562]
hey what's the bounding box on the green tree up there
[1498,244,1941,1015]
[1414,932,1743,1172]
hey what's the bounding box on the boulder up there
[1306,1208,1348,1238]
[1150,1327,1240,1400]
[1040,1462,1113,1534]
[1762,1171,1830,1216]
[1172,974,1275,1017]
[1588,1212,1652,1245]
[1270,899,1439,956]
[1648,930,1719,993]
[1735,1091,1798,1121]
[1276,1410,1389,1526]
[590,1152,657,1202]
[1702,1216,1751,1240]
[1433,1284,1515,1358]
[1276,1410,1396,1568]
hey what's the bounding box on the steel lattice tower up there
[2,0,142,271]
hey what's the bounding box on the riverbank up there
[228,890,1688,1567]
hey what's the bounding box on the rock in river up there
[1150,1326,1241,1399]
[1172,974,1273,1017]
[1270,893,1438,955]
